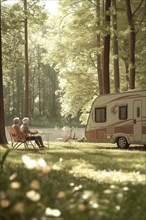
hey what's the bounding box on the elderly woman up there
[21,117,46,149]
[12,117,26,141]
[12,117,21,130]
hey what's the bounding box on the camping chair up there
[7,126,36,150]
[56,128,77,142]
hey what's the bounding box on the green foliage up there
[43,0,146,123]
[0,143,145,220]
[2,0,146,126]
[2,0,63,125]
[43,0,100,123]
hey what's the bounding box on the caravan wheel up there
[117,137,129,149]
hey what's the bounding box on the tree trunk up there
[16,69,24,116]
[112,0,120,92]
[96,0,103,95]
[102,0,111,94]
[123,39,129,89]
[37,45,42,115]
[0,1,7,144]
[51,69,57,119]
[24,0,29,116]
[125,0,136,89]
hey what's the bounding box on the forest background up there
[0,0,146,129]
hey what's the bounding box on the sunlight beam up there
[3,0,58,15]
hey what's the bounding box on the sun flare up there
[3,0,58,15]
[43,0,58,15]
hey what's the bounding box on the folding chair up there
[56,128,77,142]
[7,126,36,150]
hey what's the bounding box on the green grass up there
[0,142,146,220]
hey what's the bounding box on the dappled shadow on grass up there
[77,144,146,151]
[5,141,146,152]
[80,145,146,152]
[128,146,146,151]
[52,142,146,152]
[97,146,146,151]
[11,148,39,152]
[2,147,144,181]
[96,143,146,151]
[45,152,146,176]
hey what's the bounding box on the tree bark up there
[102,0,111,94]
[96,0,103,95]
[24,0,29,116]
[0,1,7,144]
[125,0,136,89]
[112,0,120,92]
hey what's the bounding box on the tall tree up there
[112,0,120,92]
[125,0,144,89]
[125,0,135,89]
[96,0,103,95]
[0,0,7,144]
[102,0,111,94]
[24,0,29,116]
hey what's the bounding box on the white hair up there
[13,117,20,124]
[22,117,30,124]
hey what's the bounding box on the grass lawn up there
[0,142,146,220]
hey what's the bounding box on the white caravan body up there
[85,89,146,148]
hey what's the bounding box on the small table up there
[38,132,51,147]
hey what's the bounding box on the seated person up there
[12,117,26,141]
[20,117,46,149]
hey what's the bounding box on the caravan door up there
[133,100,142,142]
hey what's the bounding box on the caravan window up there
[119,105,127,120]
[95,107,106,122]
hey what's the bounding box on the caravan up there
[85,89,146,149]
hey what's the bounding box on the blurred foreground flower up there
[57,191,65,199]
[45,207,61,217]
[78,203,86,212]
[22,155,51,173]
[9,173,17,181]
[22,155,37,169]
[73,184,83,192]
[70,182,75,187]
[82,190,94,200]
[59,157,63,162]
[116,205,121,211]
[26,190,41,202]
[30,180,41,189]
[13,202,25,214]
[10,181,21,189]
[0,199,10,208]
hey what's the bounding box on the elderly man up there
[21,117,46,149]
